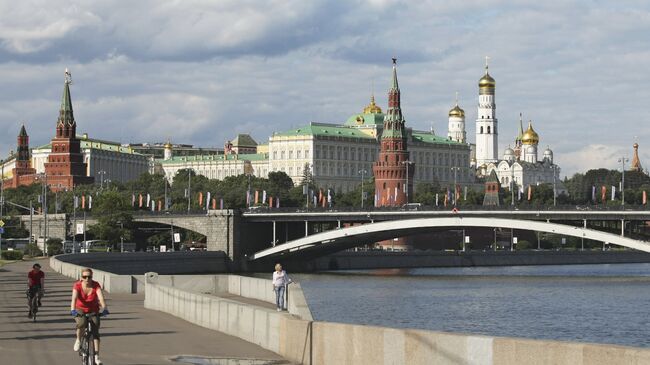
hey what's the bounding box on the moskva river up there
[295,263,650,348]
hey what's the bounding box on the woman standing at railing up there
[272,263,291,311]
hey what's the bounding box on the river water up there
[294,263,650,348]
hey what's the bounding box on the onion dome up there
[164,140,172,149]
[504,146,515,161]
[363,95,382,114]
[478,65,496,89]
[543,146,553,158]
[449,104,465,118]
[521,121,539,145]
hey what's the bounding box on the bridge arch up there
[250,217,650,260]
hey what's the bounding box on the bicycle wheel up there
[87,332,95,365]
[31,296,38,322]
[79,334,90,365]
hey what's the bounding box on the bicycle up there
[77,312,107,365]
[26,286,40,322]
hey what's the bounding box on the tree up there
[87,191,133,248]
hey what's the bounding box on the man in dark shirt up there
[27,263,45,310]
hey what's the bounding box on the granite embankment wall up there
[143,273,650,365]
[51,255,650,364]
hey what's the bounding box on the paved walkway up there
[0,259,287,365]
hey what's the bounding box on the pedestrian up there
[272,263,291,311]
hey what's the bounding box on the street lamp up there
[510,164,515,206]
[98,170,107,190]
[358,169,367,208]
[551,165,558,207]
[618,156,628,207]
[401,160,413,204]
[450,167,461,206]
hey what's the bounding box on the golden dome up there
[448,104,465,118]
[363,95,382,114]
[479,68,495,89]
[521,121,539,145]
[164,140,172,149]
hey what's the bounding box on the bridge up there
[18,208,650,262]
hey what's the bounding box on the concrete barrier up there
[49,256,134,293]
[143,273,650,365]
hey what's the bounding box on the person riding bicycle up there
[27,263,44,317]
[70,268,108,365]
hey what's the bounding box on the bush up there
[24,244,43,257]
[46,238,63,256]
[1,250,24,260]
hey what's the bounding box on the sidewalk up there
[0,259,288,365]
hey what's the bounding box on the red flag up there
[601,185,607,203]
[212,198,216,210]
[527,185,532,201]
[198,192,203,206]
[269,197,273,208]
[319,190,323,203]
[643,191,647,205]
[81,195,86,209]
[158,200,162,211]
[139,194,143,208]
[255,191,259,204]
[443,193,448,207]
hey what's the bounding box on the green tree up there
[87,191,133,248]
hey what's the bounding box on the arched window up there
[383,182,387,189]
[487,126,491,133]
[480,126,483,134]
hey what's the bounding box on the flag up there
[212,198,216,210]
[276,197,280,208]
[601,185,606,202]
[319,189,323,204]
[74,196,79,209]
[374,193,378,207]
[527,185,532,201]
[255,190,259,205]
[644,191,647,205]
[456,184,461,203]
[443,192,448,207]
[322,195,326,207]
[327,189,332,204]
[269,196,273,208]
[518,187,522,201]
[146,193,151,208]
[157,200,161,211]
[435,193,439,206]
[262,190,267,205]
[139,194,143,208]
[611,186,616,201]
[131,193,135,207]
[82,195,86,209]
[199,192,203,206]
[206,192,211,210]
[313,196,317,206]
[88,195,92,210]
[464,186,467,201]
[151,202,155,212]
[591,186,596,201]
[395,186,398,203]
[246,191,251,206]
[220,198,224,210]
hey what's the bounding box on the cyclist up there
[70,268,108,365]
[27,263,44,317]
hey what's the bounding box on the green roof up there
[273,123,376,140]
[158,153,268,164]
[411,131,465,145]
[344,112,384,127]
[231,134,258,147]
[33,137,143,155]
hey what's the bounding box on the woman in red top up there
[70,268,108,365]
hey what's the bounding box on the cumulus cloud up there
[1,0,650,178]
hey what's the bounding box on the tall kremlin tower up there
[4,125,37,189]
[43,69,93,191]
[373,58,414,206]
[448,92,466,143]
[475,58,498,166]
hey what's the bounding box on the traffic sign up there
[0,220,4,227]
[0,227,4,234]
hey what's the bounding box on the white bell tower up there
[475,57,498,166]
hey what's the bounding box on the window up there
[297,150,301,158]
[305,150,310,159]
[480,126,483,134]
[487,126,491,134]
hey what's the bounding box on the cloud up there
[1,0,650,179]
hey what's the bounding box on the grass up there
[0,259,17,267]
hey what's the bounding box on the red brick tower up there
[10,125,36,186]
[43,69,93,191]
[373,58,414,207]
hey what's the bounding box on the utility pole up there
[401,161,412,204]
[98,170,106,190]
[72,195,77,253]
[618,156,628,207]
[187,169,192,213]
[552,165,557,207]
[359,169,367,208]
[510,165,515,206]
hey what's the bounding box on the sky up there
[0,0,649,178]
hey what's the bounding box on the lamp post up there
[401,160,412,204]
[358,169,367,208]
[618,156,628,207]
[551,165,558,207]
[187,169,192,213]
[98,170,106,190]
[450,167,461,206]
[118,221,124,253]
[510,164,515,206]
